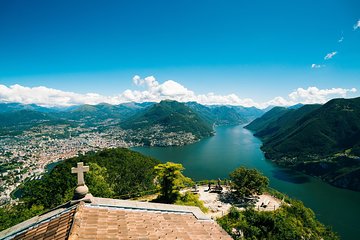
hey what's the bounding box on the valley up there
[134,124,360,240]
[1,97,360,239]
[0,100,262,204]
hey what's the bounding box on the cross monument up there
[71,162,90,200]
[71,162,89,186]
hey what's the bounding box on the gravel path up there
[185,185,282,219]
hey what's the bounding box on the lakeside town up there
[0,122,198,205]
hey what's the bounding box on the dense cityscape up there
[0,122,198,205]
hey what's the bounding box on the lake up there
[133,125,360,240]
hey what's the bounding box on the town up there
[0,122,198,205]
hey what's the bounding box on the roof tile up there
[7,207,76,240]
[66,203,231,240]
[3,198,231,240]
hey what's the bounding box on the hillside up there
[21,148,160,207]
[0,103,58,113]
[0,102,153,135]
[1,150,338,239]
[0,148,160,230]
[0,110,53,127]
[246,97,360,191]
[0,101,264,147]
[0,110,69,135]
[245,106,290,134]
[261,98,360,157]
[121,100,214,144]
[186,102,263,126]
[57,102,153,124]
[231,105,264,122]
[0,101,263,132]
[246,104,321,141]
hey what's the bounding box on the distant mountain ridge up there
[0,102,62,113]
[246,97,360,191]
[0,101,263,128]
[185,102,263,125]
[0,101,264,145]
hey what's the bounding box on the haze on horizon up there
[0,0,359,108]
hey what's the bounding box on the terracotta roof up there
[1,195,232,240]
[2,205,77,240]
[69,203,231,240]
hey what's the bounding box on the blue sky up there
[0,0,359,107]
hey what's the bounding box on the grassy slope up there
[245,97,360,191]
[121,100,214,138]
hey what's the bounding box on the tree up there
[154,162,193,203]
[1,148,160,231]
[0,204,44,231]
[85,162,114,198]
[230,167,269,197]
[217,202,339,240]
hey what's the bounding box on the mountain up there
[0,103,60,113]
[186,102,264,126]
[54,102,155,125]
[0,109,67,135]
[209,106,248,125]
[185,102,216,124]
[231,106,264,121]
[67,102,151,118]
[259,99,360,157]
[0,101,262,141]
[288,103,304,109]
[0,110,53,127]
[245,106,289,134]
[0,102,155,135]
[121,100,214,139]
[246,104,322,141]
[0,101,262,127]
[246,97,360,191]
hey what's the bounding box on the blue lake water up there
[133,125,360,240]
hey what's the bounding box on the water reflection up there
[272,168,310,184]
[134,125,360,239]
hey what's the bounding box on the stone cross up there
[71,162,89,186]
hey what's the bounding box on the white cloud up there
[158,80,193,96]
[311,64,325,69]
[0,76,357,109]
[132,75,143,85]
[324,51,337,60]
[354,20,360,30]
[0,84,121,107]
[338,36,344,43]
[195,92,258,107]
[288,87,357,104]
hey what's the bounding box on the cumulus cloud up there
[0,84,119,107]
[127,75,195,102]
[311,64,324,69]
[288,87,357,104]
[354,19,360,30]
[324,51,337,60]
[132,75,143,85]
[195,92,258,107]
[0,76,357,109]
